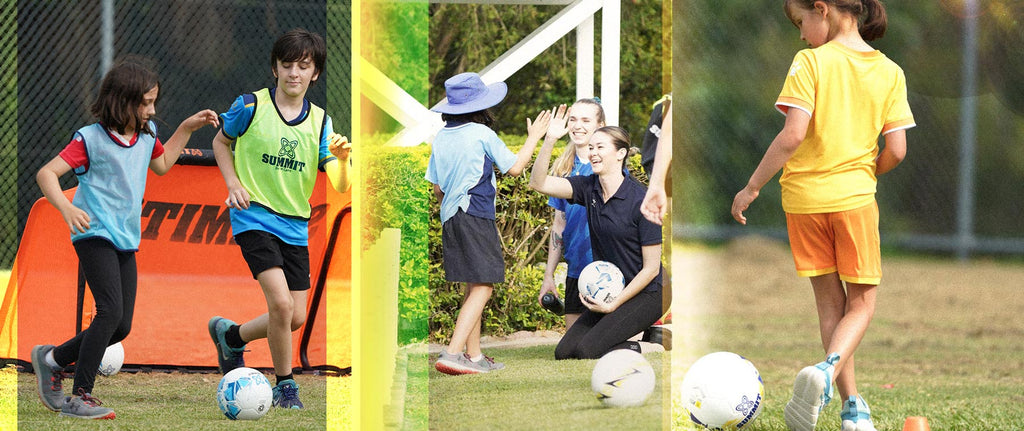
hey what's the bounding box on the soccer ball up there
[680,352,764,430]
[216,367,273,420]
[579,260,625,304]
[97,342,124,376]
[591,349,656,408]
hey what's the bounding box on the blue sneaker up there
[841,395,877,431]
[784,353,839,431]
[272,379,303,409]
[31,345,66,411]
[208,316,245,374]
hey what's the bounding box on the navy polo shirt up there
[567,174,663,292]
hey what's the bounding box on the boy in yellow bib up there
[731,1,914,430]
[209,28,350,409]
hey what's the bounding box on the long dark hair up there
[784,0,888,41]
[90,57,159,136]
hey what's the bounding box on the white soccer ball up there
[579,260,625,304]
[680,352,764,430]
[217,367,273,420]
[97,342,124,376]
[591,349,656,408]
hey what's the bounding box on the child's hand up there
[224,183,251,210]
[640,185,667,225]
[61,205,91,234]
[526,109,552,142]
[181,109,220,133]
[546,104,570,141]
[731,187,759,225]
[328,133,351,161]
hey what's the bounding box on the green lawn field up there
[16,371,349,430]
[429,345,668,431]
[671,238,1024,430]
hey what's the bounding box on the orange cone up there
[903,416,931,431]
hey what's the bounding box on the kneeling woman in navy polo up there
[530,120,665,359]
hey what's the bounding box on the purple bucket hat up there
[432,72,508,114]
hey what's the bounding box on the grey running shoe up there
[272,379,303,409]
[208,316,246,374]
[30,345,65,412]
[60,390,115,420]
[434,350,489,375]
[472,354,505,371]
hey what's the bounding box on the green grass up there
[17,371,337,430]
[429,345,667,431]
[671,239,1024,430]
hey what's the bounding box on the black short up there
[564,276,585,314]
[234,230,311,291]
[441,210,505,283]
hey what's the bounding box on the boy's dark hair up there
[271,28,326,78]
[441,109,495,127]
[90,56,160,136]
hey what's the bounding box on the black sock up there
[225,325,246,349]
[276,374,294,385]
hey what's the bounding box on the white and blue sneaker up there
[784,353,839,431]
[841,395,877,431]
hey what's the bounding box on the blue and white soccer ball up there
[680,352,764,430]
[216,367,272,420]
[591,349,656,408]
[97,342,124,376]
[579,260,625,304]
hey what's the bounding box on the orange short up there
[785,202,881,285]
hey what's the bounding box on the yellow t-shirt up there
[775,41,915,214]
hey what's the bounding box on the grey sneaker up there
[472,354,505,371]
[208,316,246,374]
[434,350,489,375]
[60,390,115,420]
[31,345,66,411]
[272,379,303,409]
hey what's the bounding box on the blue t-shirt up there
[219,89,336,245]
[548,156,594,278]
[567,174,663,292]
[425,122,517,223]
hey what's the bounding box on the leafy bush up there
[363,143,432,344]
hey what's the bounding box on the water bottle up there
[541,292,565,315]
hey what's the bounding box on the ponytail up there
[858,0,888,41]
[784,0,889,41]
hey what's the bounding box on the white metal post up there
[600,0,619,125]
[576,15,594,101]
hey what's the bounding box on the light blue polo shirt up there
[425,121,517,223]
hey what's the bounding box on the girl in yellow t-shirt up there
[731,1,914,431]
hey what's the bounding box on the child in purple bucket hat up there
[426,72,551,375]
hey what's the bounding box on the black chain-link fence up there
[3,1,350,268]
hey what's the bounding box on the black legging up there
[52,237,137,395]
[555,289,663,360]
